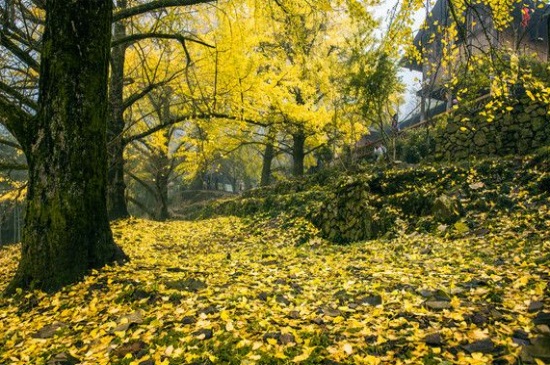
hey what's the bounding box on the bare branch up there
[123,112,266,145]
[0,137,22,150]
[112,32,214,49]
[113,0,215,22]
[0,79,38,110]
[126,171,157,196]
[123,83,163,112]
[0,30,40,71]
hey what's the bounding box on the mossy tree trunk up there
[107,0,130,221]
[292,131,306,177]
[261,142,275,186]
[6,0,127,294]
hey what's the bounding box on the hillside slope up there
[0,151,549,364]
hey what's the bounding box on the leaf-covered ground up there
[0,214,549,365]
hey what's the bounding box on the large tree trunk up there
[107,0,130,220]
[6,0,127,293]
[292,131,306,177]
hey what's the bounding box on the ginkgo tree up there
[176,0,402,178]
[0,0,215,293]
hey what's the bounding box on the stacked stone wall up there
[435,97,550,160]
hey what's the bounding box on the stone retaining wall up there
[434,97,550,160]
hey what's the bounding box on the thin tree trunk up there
[292,131,306,177]
[6,0,127,294]
[152,90,172,221]
[260,141,274,186]
[155,173,170,221]
[107,0,130,220]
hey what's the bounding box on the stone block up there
[473,131,487,147]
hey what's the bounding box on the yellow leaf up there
[292,346,315,362]
[343,343,353,355]
[220,310,230,321]
[225,321,234,331]
[165,345,174,357]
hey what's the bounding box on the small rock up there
[521,336,550,363]
[113,311,144,332]
[322,307,341,317]
[263,332,280,342]
[490,309,504,320]
[274,278,286,285]
[33,322,66,339]
[258,292,269,301]
[534,325,550,335]
[462,338,494,354]
[425,333,443,346]
[432,194,461,222]
[193,328,213,340]
[468,313,488,326]
[512,329,530,346]
[333,290,351,304]
[461,279,488,289]
[450,288,465,296]
[276,294,291,306]
[528,301,544,313]
[360,295,382,306]
[165,278,207,292]
[112,340,147,358]
[534,312,550,326]
[290,282,303,294]
[473,228,490,237]
[181,316,196,325]
[279,333,295,345]
[418,289,433,298]
[312,317,324,325]
[47,352,80,365]
[288,311,301,319]
[424,301,451,310]
[199,305,219,315]
[430,290,451,302]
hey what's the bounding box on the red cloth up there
[521,7,531,28]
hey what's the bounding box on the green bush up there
[396,128,437,164]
